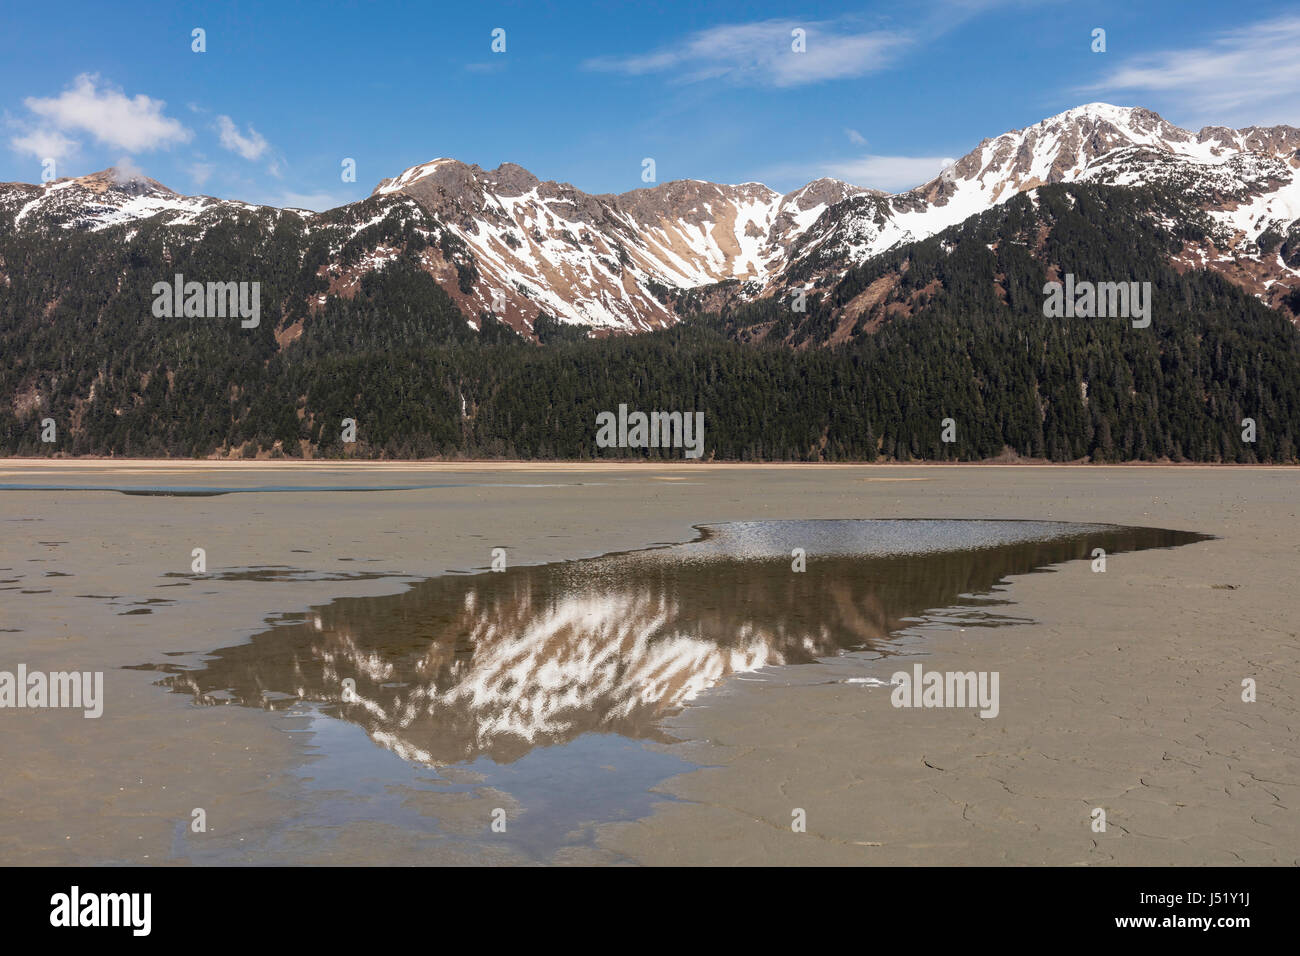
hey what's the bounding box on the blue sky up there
[2,0,1297,209]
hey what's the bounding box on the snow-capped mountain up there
[778,104,1300,308]
[0,168,303,234]
[2,103,1297,331]
[370,159,870,329]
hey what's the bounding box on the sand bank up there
[0,463,1295,864]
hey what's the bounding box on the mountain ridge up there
[4,170,1300,461]
[3,102,1298,331]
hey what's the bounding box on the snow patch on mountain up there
[3,104,1297,332]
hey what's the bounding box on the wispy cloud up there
[277,191,349,212]
[188,161,215,189]
[21,74,191,153]
[824,154,955,192]
[757,153,955,193]
[112,156,146,182]
[9,126,78,162]
[583,18,912,88]
[216,115,269,160]
[845,128,868,146]
[1081,14,1300,123]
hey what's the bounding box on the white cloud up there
[110,156,147,183]
[24,74,191,152]
[824,154,955,192]
[583,18,912,88]
[1081,14,1300,124]
[10,127,79,161]
[277,191,348,212]
[188,162,215,188]
[845,128,868,146]
[754,152,957,193]
[215,115,269,160]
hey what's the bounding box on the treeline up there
[1,184,1298,461]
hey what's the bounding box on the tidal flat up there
[0,461,1295,865]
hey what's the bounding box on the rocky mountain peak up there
[55,167,178,198]
[4,104,1296,334]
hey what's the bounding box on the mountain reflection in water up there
[145,520,1206,767]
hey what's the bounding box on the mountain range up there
[3,103,1297,335]
[3,103,1300,462]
